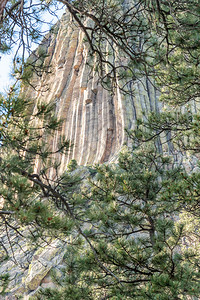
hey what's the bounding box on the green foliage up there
[0,274,9,296]
[35,146,200,299]
[67,159,78,172]
[0,0,200,299]
[34,245,93,300]
[0,88,73,239]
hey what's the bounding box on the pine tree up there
[34,145,200,299]
[0,0,200,298]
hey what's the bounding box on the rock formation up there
[0,10,169,299]
[23,11,161,175]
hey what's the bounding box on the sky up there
[0,3,65,94]
[0,53,13,93]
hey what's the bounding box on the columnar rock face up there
[24,11,161,174]
[0,12,164,298]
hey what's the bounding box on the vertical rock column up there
[25,11,161,175]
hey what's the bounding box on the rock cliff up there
[23,11,161,174]
[1,2,200,297]
[0,11,166,299]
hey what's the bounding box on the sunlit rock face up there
[24,11,160,174]
[0,11,192,300]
